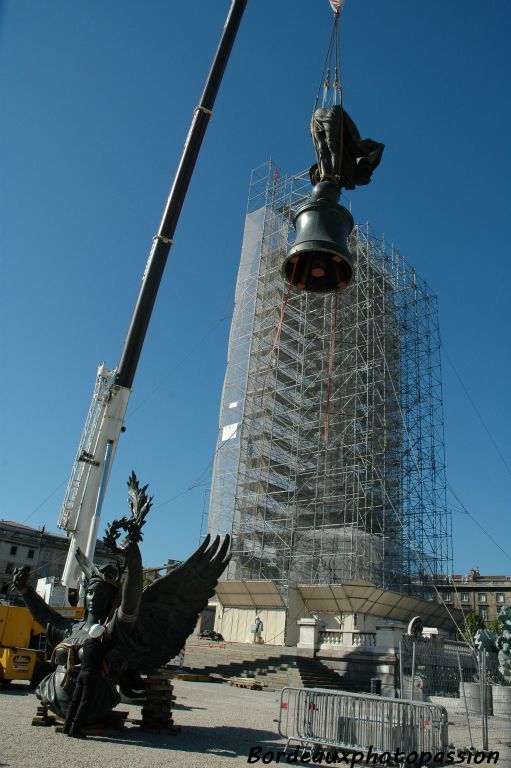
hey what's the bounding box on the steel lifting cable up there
[332,8,342,107]
[313,6,343,112]
[313,19,336,111]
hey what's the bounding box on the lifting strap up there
[313,7,343,112]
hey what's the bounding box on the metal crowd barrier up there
[278,687,449,755]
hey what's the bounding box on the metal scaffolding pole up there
[209,161,452,600]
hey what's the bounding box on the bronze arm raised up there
[116,541,143,630]
[12,566,70,631]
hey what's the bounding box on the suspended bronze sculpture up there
[282,9,384,293]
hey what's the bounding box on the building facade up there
[208,162,452,602]
[439,569,511,624]
[0,520,111,597]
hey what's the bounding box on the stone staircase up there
[296,656,370,693]
[176,638,370,692]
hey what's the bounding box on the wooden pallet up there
[129,717,181,735]
[32,705,57,727]
[197,642,226,649]
[138,669,178,732]
[228,677,264,690]
[171,673,214,682]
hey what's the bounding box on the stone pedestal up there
[297,617,324,655]
[375,621,406,653]
[460,681,493,715]
[403,674,426,701]
[491,685,511,717]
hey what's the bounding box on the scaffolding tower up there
[208,160,452,599]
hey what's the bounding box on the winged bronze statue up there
[12,473,230,723]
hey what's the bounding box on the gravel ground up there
[2,682,510,767]
[0,680,287,768]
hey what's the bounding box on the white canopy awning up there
[297,581,462,630]
[215,580,286,608]
[214,579,461,630]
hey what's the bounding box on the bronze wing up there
[107,534,230,675]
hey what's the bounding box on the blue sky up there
[1,1,510,577]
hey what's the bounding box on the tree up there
[457,611,486,643]
[487,616,501,634]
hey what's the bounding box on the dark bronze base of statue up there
[55,710,129,737]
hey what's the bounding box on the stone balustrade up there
[352,631,377,647]
[318,629,376,649]
[319,629,344,647]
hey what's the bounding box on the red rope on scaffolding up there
[271,258,298,354]
[323,292,338,442]
[260,258,299,406]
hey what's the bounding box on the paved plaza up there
[0,679,286,768]
[431,695,511,764]
[1,680,510,767]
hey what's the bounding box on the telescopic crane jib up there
[57,0,248,590]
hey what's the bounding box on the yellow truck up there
[0,604,42,685]
[0,603,82,686]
